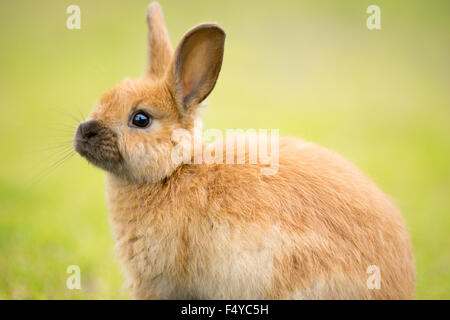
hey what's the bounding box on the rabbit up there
[73,2,415,299]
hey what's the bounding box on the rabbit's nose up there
[78,120,101,140]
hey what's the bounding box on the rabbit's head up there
[73,2,225,182]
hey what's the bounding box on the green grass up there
[0,0,449,299]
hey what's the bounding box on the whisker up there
[48,125,76,135]
[28,150,76,189]
[76,109,86,123]
[37,144,73,154]
[27,141,74,155]
[48,107,85,125]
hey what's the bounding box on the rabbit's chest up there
[109,206,278,299]
[105,175,281,299]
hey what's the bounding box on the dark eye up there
[131,111,151,128]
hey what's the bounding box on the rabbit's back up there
[105,137,414,299]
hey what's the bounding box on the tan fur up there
[77,2,415,299]
[146,2,173,78]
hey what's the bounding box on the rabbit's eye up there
[130,111,151,128]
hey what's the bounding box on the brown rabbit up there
[73,2,414,299]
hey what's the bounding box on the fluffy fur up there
[74,2,415,299]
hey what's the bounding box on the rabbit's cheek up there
[120,139,178,183]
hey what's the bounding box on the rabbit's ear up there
[166,24,225,112]
[146,2,173,78]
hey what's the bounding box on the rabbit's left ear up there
[146,2,173,78]
[166,24,225,113]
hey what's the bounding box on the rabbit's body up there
[74,2,415,299]
[106,136,414,299]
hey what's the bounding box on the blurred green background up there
[0,0,449,299]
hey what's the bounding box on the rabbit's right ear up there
[166,24,225,114]
[146,2,173,78]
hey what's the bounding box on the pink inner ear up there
[179,30,224,106]
[181,40,210,101]
[171,25,225,108]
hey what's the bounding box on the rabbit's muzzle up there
[73,120,124,175]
